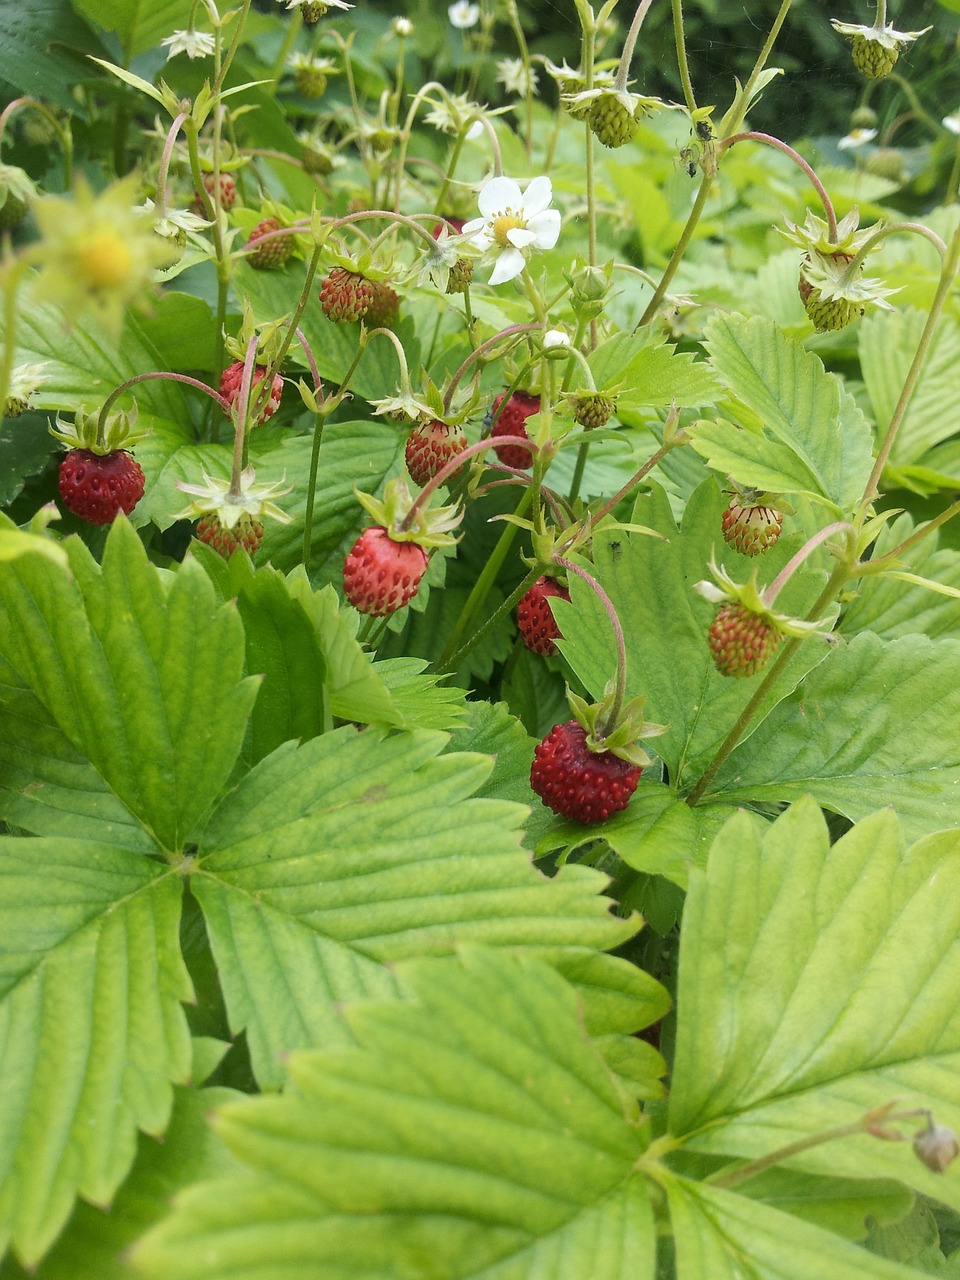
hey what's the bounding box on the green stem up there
[857,218,960,521]
[842,220,947,277]
[441,564,541,673]
[868,497,960,570]
[268,8,302,91]
[671,0,698,113]
[214,0,252,91]
[0,257,31,416]
[636,173,713,328]
[250,243,322,422]
[435,487,536,669]
[302,411,327,571]
[719,0,793,139]
[443,323,543,411]
[685,561,849,806]
[556,556,628,732]
[433,129,466,218]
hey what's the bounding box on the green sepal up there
[50,402,148,454]
[568,685,668,765]
[354,477,462,549]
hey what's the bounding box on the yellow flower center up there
[75,229,134,290]
[492,211,525,247]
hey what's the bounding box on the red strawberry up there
[708,601,781,677]
[405,420,467,487]
[247,217,293,270]
[343,527,428,615]
[516,576,570,655]
[530,719,642,824]
[193,171,236,214]
[195,513,264,557]
[319,267,376,322]
[219,362,284,423]
[58,449,145,525]
[489,390,540,469]
[432,217,465,238]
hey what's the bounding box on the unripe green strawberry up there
[405,419,467,487]
[571,391,617,430]
[531,720,642,824]
[319,266,376,322]
[0,191,28,231]
[798,253,863,332]
[302,141,335,175]
[196,512,264,557]
[588,95,639,148]
[708,601,781,677]
[300,1,327,22]
[865,147,905,182]
[296,66,329,97]
[721,499,783,557]
[343,526,428,616]
[851,105,878,130]
[247,217,293,269]
[851,33,898,78]
[364,280,401,329]
[446,257,474,294]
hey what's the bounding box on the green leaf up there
[840,513,960,641]
[0,0,108,110]
[665,1174,924,1280]
[554,481,835,790]
[191,728,637,1087]
[590,332,723,408]
[76,0,194,58]
[0,414,55,506]
[736,1169,913,1242]
[703,631,960,841]
[2,1087,243,1280]
[0,520,257,853]
[598,780,732,889]
[692,314,873,512]
[87,57,168,107]
[668,800,960,1209]
[860,308,960,468]
[370,657,469,730]
[134,949,657,1280]
[0,839,192,1265]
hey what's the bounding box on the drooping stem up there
[720,131,837,241]
[154,112,189,219]
[443,323,543,410]
[0,97,73,186]
[555,555,628,733]
[614,0,658,93]
[841,220,947,278]
[231,336,260,494]
[858,216,960,521]
[762,522,853,605]
[97,372,230,433]
[400,435,538,531]
[250,242,323,422]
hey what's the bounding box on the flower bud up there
[914,1121,959,1173]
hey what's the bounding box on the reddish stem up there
[720,131,838,241]
[399,435,538,531]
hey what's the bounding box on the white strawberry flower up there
[943,111,960,136]
[838,127,877,150]
[448,1,479,28]
[160,29,215,59]
[496,57,539,96]
[462,175,561,286]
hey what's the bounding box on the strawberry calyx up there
[355,477,462,550]
[567,684,667,769]
[51,402,147,454]
[694,558,828,643]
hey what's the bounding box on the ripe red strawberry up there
[516,577,571,656]
[489,390,540,469]
[319,267,376,323]
[247,217,293,270]
[219,362,284,423]
[343,526,429,615]
[530,719,642,824]
[405,420,467,487]
[195,513,264,557]
[721,498,783,556]
[708,601,781,677]
[58,449,145,525]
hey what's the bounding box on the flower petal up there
[478,176,522,217]
[528,209,561,250]
[506,227,537,248]
[488,246,525,285]
[520,175,553,218]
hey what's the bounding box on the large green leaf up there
[191,728,638,1087]
[0,521,256,853]
[2,1086,243,1280]
[589,332,723,408]
[554,481,836,791]
[690,314,873,512]
[669,800,960,1208]
[0,0,108,109]
[703,631,960,840]
[74,0,194,57]
[0,839,191,1265]
[0,414,55,506]
[860,308,960,468]
[665,1175,924,1280]
[133,949,657,1280]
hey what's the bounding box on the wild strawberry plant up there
[2,0,960,1275]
